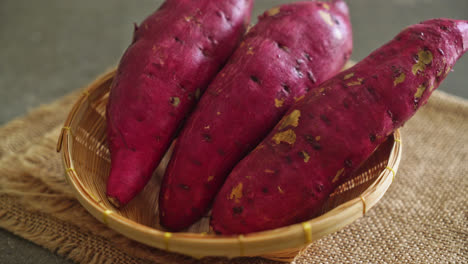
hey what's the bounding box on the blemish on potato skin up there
[262,187,269,193]
[412,49,433,75]
[277,43,290,52]
[320,114,331,125]
[344,159,353,168]
[414,84,426,99]
[229,183,243,203]
[275,98,285,108]
[445,66,451,76]
[307,71,317,83]
[305,135,321,150]
[414,84,427,108]
[207,176,214,182]
[233,206,243,215]
[347,78,364,86]
[202,133,212,142]
[278,110,301,130]
[299,150,310,163]
[267,7,280,16]
[264,169,275,174]
[247,47,254,55]
[250,75,260,83]
[319,10,334,26]
[277,186,284,194]
[272,129,296,145]
[343,73,354,80]
[282,84,290,94]
[294,95,305,102]
[332,168,345,183]
[216,111,221,116]
[179,184,190,190]
[394,73,406,86]
[170,97,180,107]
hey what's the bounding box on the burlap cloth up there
[0,89,466,264]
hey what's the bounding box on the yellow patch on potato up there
[184,16,193,22]
[414,84,426,99]
[245,175,252,179]
[247,47,254,55]
[347,78,364,86]
[332,168,345,183]
[195,88,201,100]
[264,169,275,174]
[315,136,321,141]
[254,144,265,152]
[229,183,243,203]
[216,111,221,116]
[445,66,451,76]
[275,98,285,108]
[343,73,354,80]
[239,41,245,48]
[294,95,305,102]
[277,186,284,194]
[301,150,310,163]
[319,10,334,26]
[267,7,281,16]
[412,49,433,75]
[207,176,214,182]
[322,3,330,10]
[393,73,406,86]
[278,110,301,130]
[170,97,180,107]
[272,129,296,145]
[204,125,210,130]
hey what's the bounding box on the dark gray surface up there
[0,1,467,263]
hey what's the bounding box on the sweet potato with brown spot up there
[159,0,352,231]
[211,18,468,234]
[106,0,253,207]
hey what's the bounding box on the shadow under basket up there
[57,68,402,262]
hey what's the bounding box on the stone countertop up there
[1,0,467,263]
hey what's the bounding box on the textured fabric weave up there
[0,90,466,264]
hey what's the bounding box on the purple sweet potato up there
[106,0,253,207]
[159,1,353,230]
[211,18,468,234]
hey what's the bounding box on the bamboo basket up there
[57,68,402,262]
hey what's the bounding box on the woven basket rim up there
[57,68,402,259]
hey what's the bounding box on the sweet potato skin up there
[106,0,253,207]
[211,19,468,234]
[159,1,353,230]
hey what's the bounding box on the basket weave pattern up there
[57,69,402,262]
